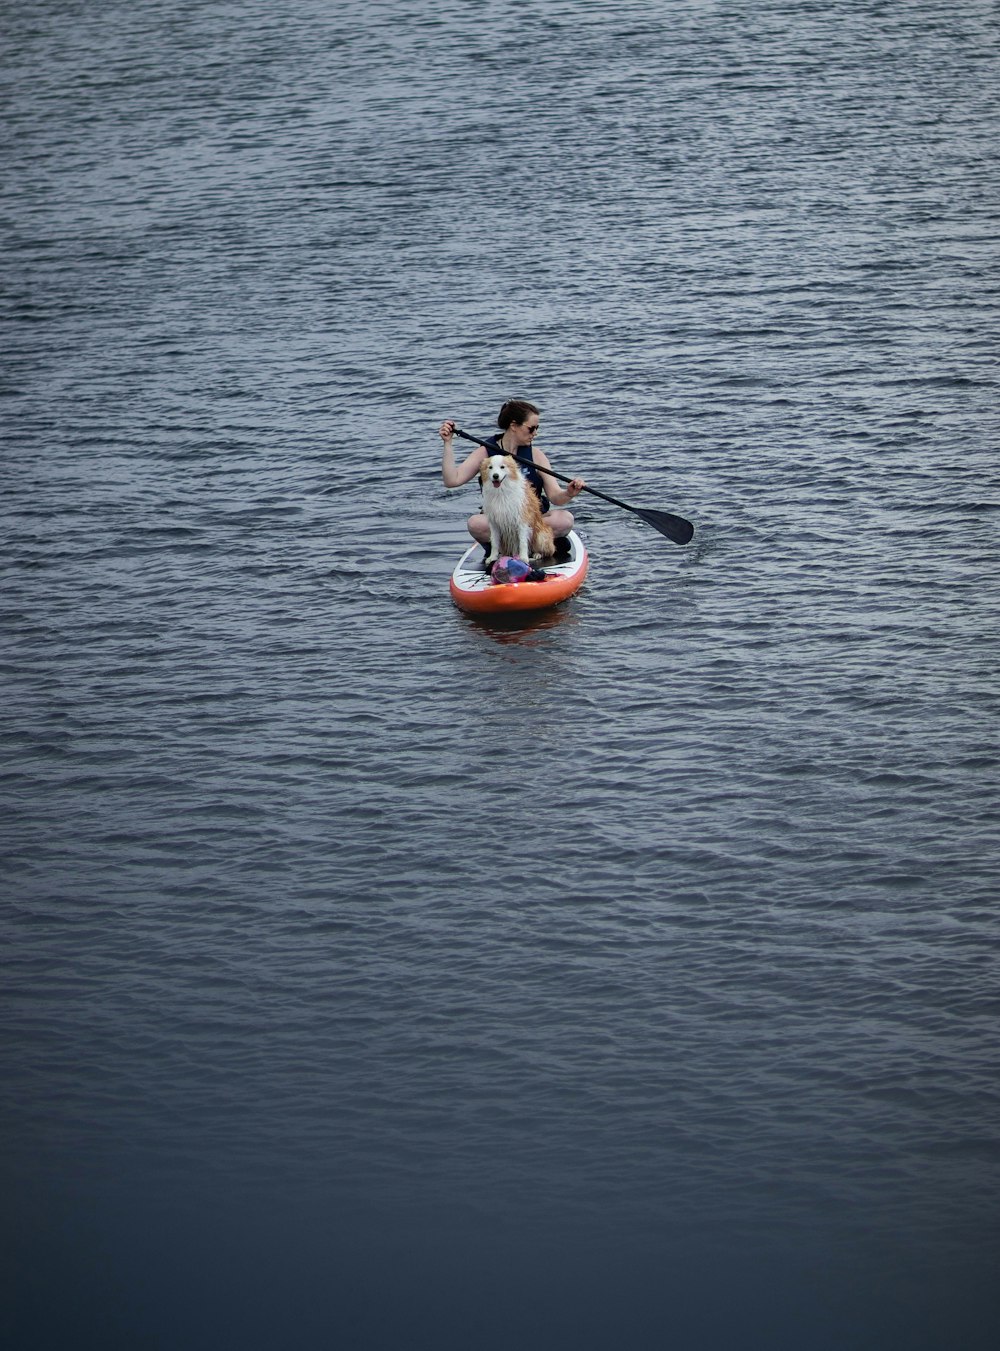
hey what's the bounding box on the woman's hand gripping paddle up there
[453,428,694,546]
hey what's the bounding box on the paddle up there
[453,428,694,546]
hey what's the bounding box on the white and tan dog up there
[479,454,554,567]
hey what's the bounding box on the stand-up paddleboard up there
[450,531,589,615]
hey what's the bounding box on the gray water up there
[3,1,999,1347]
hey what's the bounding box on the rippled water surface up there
[3,1,999,1347]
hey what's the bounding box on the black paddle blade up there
[635,506,695,545]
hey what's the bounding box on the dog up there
[479,454,554,567]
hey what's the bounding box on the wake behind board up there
[450,530,589,615]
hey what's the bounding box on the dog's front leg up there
[517,523,531,562]
[484,523,502,567]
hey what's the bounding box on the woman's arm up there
[440,419,486,487]
[534,447,585,506]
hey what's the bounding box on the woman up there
[439,399,585,559]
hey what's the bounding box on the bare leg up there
[467,513,491,546]
[546,509,575,538]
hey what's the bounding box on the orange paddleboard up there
[449,531,588,615]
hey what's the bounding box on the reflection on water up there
[456,597,586,641]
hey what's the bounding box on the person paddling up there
[439,399,585,562]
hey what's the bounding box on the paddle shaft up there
[452,427,694,544]
[455,427,615,505]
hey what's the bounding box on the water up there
[2,1,999,1347]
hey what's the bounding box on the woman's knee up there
[468,513,490,543]
[548,509,574,536]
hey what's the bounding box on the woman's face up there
[512,414,540,445]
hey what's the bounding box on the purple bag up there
[490,556,546,584]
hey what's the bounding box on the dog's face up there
[480,454,519,489]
